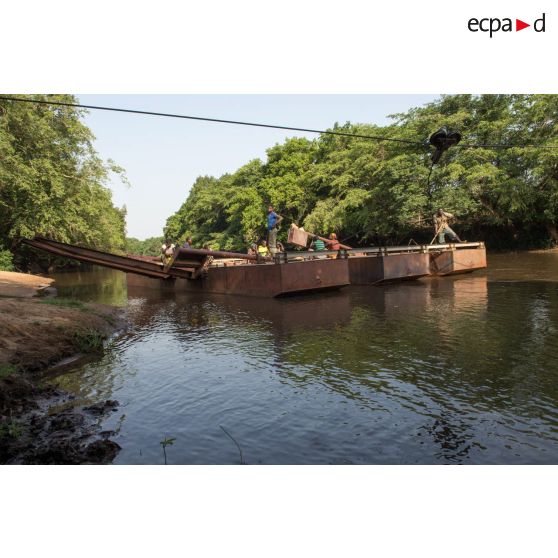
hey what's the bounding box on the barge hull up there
[429,246,487,276]
[127,258,350,297]
[348,253,431,285]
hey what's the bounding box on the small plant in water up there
[160,436,176,465]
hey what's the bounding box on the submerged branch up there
[219,425,245,465]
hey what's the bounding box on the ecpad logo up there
[468,13,546,37]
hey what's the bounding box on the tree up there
[0,94,128,269]
[125,236,164,256]
[163,95,558,250]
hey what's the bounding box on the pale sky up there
[79,95,439,239]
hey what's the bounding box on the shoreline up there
[0,272,126,464]
[0,270,54,298]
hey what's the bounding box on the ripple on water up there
[49,264,558,464]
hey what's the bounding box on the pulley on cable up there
[428,127,462,163]
[425,127,462,203]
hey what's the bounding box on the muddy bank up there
[528,246,558,254]
[0,376,121,464]
[0,296,126,464]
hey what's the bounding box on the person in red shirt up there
[326,233,341,251]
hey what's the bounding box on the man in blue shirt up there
[267,205,283,255]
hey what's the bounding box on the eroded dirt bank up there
[0,297,122,371]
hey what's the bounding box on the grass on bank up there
[38,298,87,310]
[72,329,106,353]
[0,364,18,379]
[39,298,119,327]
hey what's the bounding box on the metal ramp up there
[22,236,259,280]
[163,245,260,275]
[23,236,192,279]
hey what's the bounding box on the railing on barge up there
[283,241,484,261]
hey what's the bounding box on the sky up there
[79,95,439,239]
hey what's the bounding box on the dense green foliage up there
[165,95,558,250]
[0,94,128,269]
[125,236,164,256]
[0,246,14,271]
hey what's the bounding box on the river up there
[47,251,558,464]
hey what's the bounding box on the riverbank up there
[0,270,54,298]
[0,276,126,464]
[528,246,558,254]
[0,297,123,371]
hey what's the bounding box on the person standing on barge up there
[267,205,283,256]
[161,239,176,265]
[434,209,463,243]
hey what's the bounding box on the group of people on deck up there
[261,205,464,254]
[264,205,343,255]
[162,205,464,264]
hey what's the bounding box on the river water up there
[48,252,558,464]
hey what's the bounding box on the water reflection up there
[51,267,128,306]
[47,259,558,464]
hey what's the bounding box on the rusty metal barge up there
[23,236,486,297]
[23,236,350,298]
